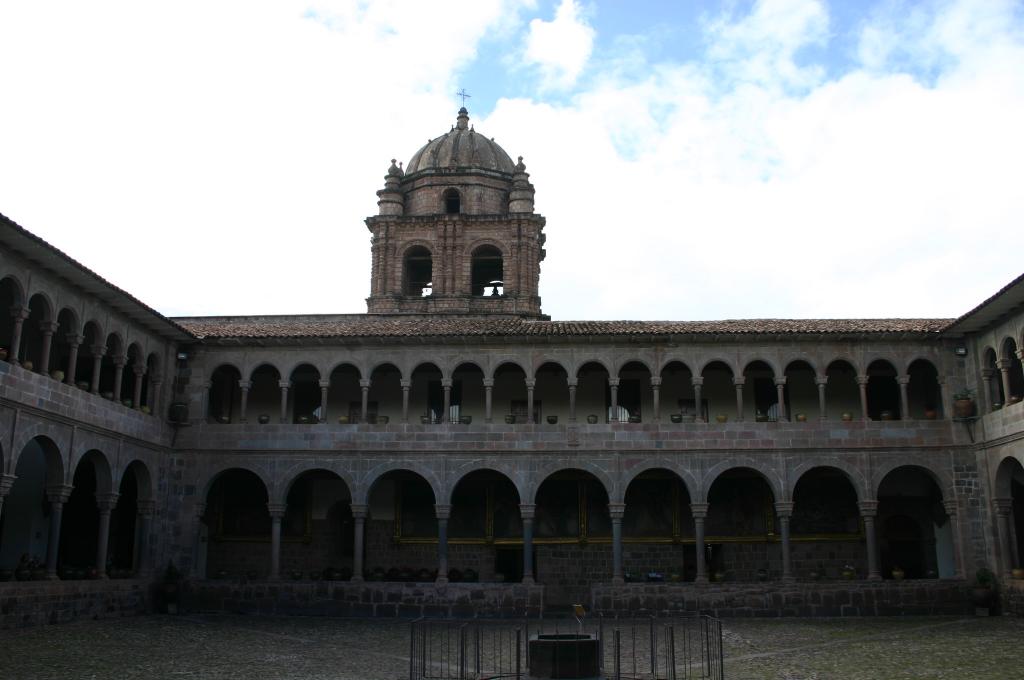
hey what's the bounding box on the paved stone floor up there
[0,614,1022,679]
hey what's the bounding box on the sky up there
[1,0,1022,321]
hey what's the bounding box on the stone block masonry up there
[0,580,151,629]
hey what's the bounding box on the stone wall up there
[0,580,151,629]
[187,581,543,618]
[1004,580,1024,616]
[591,580,972,617]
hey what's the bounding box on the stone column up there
[937,377,951,421]
[268,503,286,580]
[692,377,704,422]
[65,334,83,386]
[441,379,452,423]
[150,379,163,418]
[942,499,964,579]
[435,504,450,584]
[135,499,155,576]
[111,356,125,401]
[994,497,1015,580]
[650,376,661,422]
[38,321,58,374]
[775,378,787,421]
[525,379,536,423]
[0,474,16,526]
[520,503,535,584]
[132,365,146,410]
[997,360,1013,407]
[318,379,330,423]
[89,344,104,393]
[981,368,995,412]
[95,493,119,577]
[238,380,251,423]
[199,381,212,422]
[856,375,870,421]
[816,375,828,420]
[775,501,794,581]
[400,380,411,423]
[278,380,290,423]
[609,378,620,422]
[483,379,494,423]
[351,504,367,581]
[360,378,371,423]
[45,485,73,579]
[859,500,880,580]
[609,503,625,583]
[7,306,29,364]
[567,379,578,423]
[691,503,708,583]
[898,376,911,420]
[733,378,745,421]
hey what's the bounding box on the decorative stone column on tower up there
[816,375,828,420]
[45,484,73,579]
[733,378,745,421]
[520,503,536,584]
[375,160,405,216]
[351,504,367,581]
[64,333,83,386]
[7,306,29,364]
[268,503,286,580]
[856,375,870,421]
[37,321,58,374]
[609,503,625,583]
[775,501,794,581]
[95,493,119,577]
[859,500,881,580]
[435,504,451,584]
[692,377,704,422]
[691,502,709,583]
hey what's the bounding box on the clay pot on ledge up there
[0,348,7,361]
[879,410,895,421]
[628,415,642,424]
[670,414,683,424]
[1009,395,1023,405]
[50,370,64,382]
[258,414,271,424]
[458,415,471,425]
[378,415,390,424]
[420,415,431,424]
[891,567,905,581]
[715,414,728,424]
[795,413,807,422]
[547,415,558,424]
[841,412,854,422]
[21,360,33,371]
[923,409,938,420]
[586,414,599,424]
[952,397,976,418]
[1011,567,1024,580]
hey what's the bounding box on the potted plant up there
[670,413,682,423]
[715,414,728,423]
[21,359,33,371]
[50,369,64,381]
[795,413,807,422]
[891,566,905,581]
[841,564,856,580]
[972,568,996,609]
[141,405,152,415]
[923,408,938,420]
[952,388,976,418]
[587,414,599,424]
[547,415,558,424]
[841,412,853,422]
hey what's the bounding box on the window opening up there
[471,245,504,296]
[404,246,433,296]
[443,189,461,214]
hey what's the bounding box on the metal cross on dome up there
[456,88,471,107]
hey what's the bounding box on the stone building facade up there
[0,108,1023,624]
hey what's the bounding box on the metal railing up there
[409,613,723,680]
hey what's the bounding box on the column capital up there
[995,359,1011,371]
[649,377,662,387]
[90,344,107,358]
[38,320,59,334]
[350,503,368,519]
[97,493,120,511]
[46,484,74,503]
[112,355,127,368]
[691,377,704,387]
[774,377,787,387]
[434,504,451,520]
[566,379,578,388]
[440,378,452,388]
[993,497,1014,515]
[856,375,870,386]
[518,503,536,520]
[0,473,17,495]
[359,378,371,388]
[137,499,156,516]
[942,498,959,516]
[318,379,330,389]
[9,305,29,321]
[239,380,252,390]
[267,503,287,519]
[858,499,879,517]
[897,376,910,385]
[482,378,494,388]
[524,379,536,389]
[815,375,828,386]
[278,380,291,389]
[981,368,995,379]
[607,502,626,519]
[732,378,746,387]
[773,501,794,517]
[132,364,147,376]
[66,332,84,346]
[689,502,709,519]
[607,378,620,387]
[400,380,412,389]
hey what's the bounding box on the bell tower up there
[365,108,546,317]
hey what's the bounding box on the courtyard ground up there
[0,614,1021,679]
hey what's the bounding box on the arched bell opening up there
[705,468,777,581]
[202,469,271,579]
[448,470,522,583]
[534,468,610,606]
[471,245,503,297]
[622,469,694,582]
[791,467,863,578]
[403,246,433,297]
[877,466,951,579]
[365,470,437,582]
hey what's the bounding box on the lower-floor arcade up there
[193,457,966,604]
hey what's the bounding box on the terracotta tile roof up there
[176,315,953,340]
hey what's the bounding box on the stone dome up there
[405,108,516,176]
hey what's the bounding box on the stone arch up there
[26,290,55,321]
[75,449,114,496]
[701,459,783,503]
[574,357,613,378]
[442,187,462,214]
[993,454,1024,498]
[871,461,953,501]
[789,459,867,502]
[490,358,530,381]
[531,356,570,378]
[742,357,781,377]
[614,357,656,376]
[527,462,614,505]
[278,464,355,506]
[783,356,820,376]
[198,463,274,503]
[825,355,862,375]
[697,357,738,376]
[463,237,510,259]
[356,462,442,507]
[618,461,699,505]
[658,357,695,375]
[367,359,399,380]
[445,466,523,506]
[452,359,486,376]
[468,242,506,297]
[402,243,434,296]
[118,459,155,502]
[11,426,68,478]
[246,360,284,382]
[0,273,26,306]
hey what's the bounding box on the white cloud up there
[523,0,595,90]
